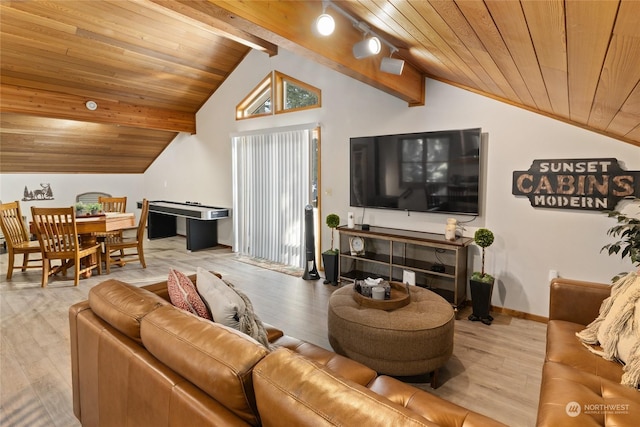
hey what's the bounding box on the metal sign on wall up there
[512,158,640,211]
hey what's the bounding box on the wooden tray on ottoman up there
[352,281,411,310]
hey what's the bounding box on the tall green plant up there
[325,214,340,254]
[471,228,495,283]
[601,198,640,277]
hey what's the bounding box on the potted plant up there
[75,202,86,216]
[87,202,102,215]
[601,197,640,281]
[322,213,340,285]
[468,228,495,325]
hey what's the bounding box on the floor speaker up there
[302,204,320,280]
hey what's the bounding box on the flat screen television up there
[350,128,482,215]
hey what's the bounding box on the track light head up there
[316,1,400,69]
[315,13,335,36]
[380,56,405,75]
[352,36,381,59]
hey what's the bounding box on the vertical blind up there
[232,125,314,268]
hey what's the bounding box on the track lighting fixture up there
[315,13,335,36]
[352,36,381,59]
[314,1,335,36]
[314,0,404,74]
[380,57,405,75]
[380,47,405,75]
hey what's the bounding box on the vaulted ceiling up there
[1,0,639,174]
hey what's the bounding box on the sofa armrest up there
[69,300,92,421]
[549,278,610,325]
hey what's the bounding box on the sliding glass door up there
[232,124,319,268]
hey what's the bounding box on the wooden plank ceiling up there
[1,0,638,174]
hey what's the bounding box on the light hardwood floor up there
[0,234,546,427]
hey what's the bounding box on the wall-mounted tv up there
[350,128,482,215]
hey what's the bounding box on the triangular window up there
[275,72,321,113]
[236,75,272,119]
[236,71,320,120]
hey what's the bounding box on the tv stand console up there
[337,225,473,312]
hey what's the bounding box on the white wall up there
[5,48,632,317]
[145,48,640,317]
[0,174,145,222]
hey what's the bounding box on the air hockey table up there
[138,200,230,251]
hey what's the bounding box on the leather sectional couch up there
[70,276,506,426]
[537,278,640,426]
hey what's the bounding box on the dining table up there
[74,212,136,237]
[30,212,136,277]
[30,212,135,239]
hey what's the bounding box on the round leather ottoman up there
[328,285,454,386]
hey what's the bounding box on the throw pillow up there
[196,267,270,348]
[224,280,271,349]
[596,274,640,362]
[615,298,640,365]
[167,269,212,320]
[196,267,246,330]
[577,271,640,388]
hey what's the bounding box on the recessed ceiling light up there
[85,100,98,111]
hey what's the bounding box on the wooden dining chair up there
[104,199,149,274]
[96,196,128,262]
[31,206,102,287]
[0,201,43,280]
[98,196,127,214]
[96,196,128,240]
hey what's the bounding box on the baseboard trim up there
[466,300,549,323]
[491,305,548,323]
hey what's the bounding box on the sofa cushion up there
[537,361,640,427]
[547,320,624,382]
[253,348,438,427]
[271,335,377,386]
[88,279,169,343]
[140,304,268,426]
[196,267,245,329]
[167,269,212,320]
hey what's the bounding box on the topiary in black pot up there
[468,228,495,325]
[322,214,340,285]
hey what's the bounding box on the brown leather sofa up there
[70,276,506,426]
[537,278,640,426]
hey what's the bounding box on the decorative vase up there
[322,252,339,285]
[468,278,495,325]
[445,218,457,240]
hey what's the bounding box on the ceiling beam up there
[0,85,196,134]
[205,0,425,106]
[147,0,278,56]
